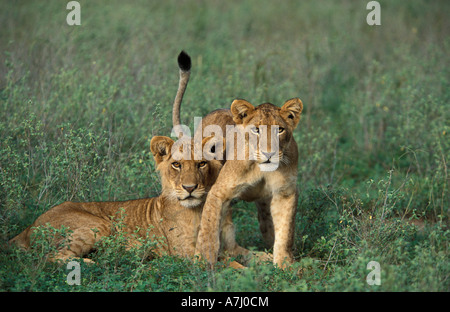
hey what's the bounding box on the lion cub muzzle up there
[182,184,198,194]
[178,184,204,207]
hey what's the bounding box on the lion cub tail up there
[172,50,192,137]
[8,225,32,249]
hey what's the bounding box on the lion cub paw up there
[250,251,273,263]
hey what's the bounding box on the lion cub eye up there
[171,162,181,169]
[278,127,285,134]
[198,161,207,168]
[251,126,260,135]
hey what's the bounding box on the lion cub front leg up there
[255,198,275,248]
[270,190,297,268]
[220,206,250,258]
[195,190,227,265]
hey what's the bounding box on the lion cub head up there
[150,136,223,208]
[230,98,303,171]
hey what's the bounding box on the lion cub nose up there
[182,184,198,194]
[261,151,276,160]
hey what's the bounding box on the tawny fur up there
[194,98,303,268]
[9,136,250,264]
[171,51,302,268]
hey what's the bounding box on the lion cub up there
[172,51,302,268]
[9,136,249,264]
[195,98,303,268]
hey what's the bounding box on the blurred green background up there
[0,0,448,291]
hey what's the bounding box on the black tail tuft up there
[178,50,192,72]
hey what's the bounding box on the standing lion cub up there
[173,51,303,268]
[194,98,303,268]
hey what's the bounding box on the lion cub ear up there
[231,99,255,124]
[150,136,175,165]
[280,98,303,128]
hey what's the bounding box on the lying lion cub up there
[9,136,249,264]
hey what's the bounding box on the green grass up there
[0,0,448,291]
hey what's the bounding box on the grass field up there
[0,0,448,291]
